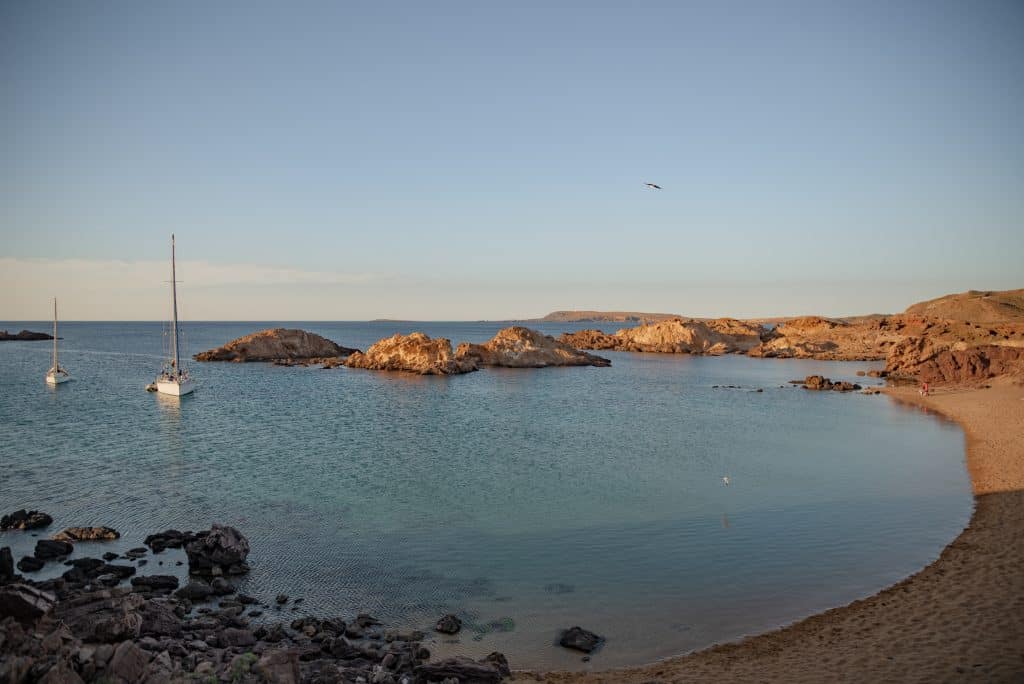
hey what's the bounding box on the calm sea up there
[0,321,971,670]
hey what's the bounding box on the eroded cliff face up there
[344,332,478,375]
[558,318,763,355]
[194,329,357,362]
[456,326,610,368]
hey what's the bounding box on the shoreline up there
[528,380,1024,682]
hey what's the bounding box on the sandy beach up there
[528,380,1024,683]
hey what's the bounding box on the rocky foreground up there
[0,521,513,683]
[194,329,359,365]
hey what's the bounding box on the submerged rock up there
[1,509,53,531]
[345,332,479,375]
[52,527,120,542]
[194,328,358,363]
[559,625,604,653]
[456,326,611,368]
[434,613,462,634]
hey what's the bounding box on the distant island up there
[0,330,54,341]
[533,310,681,323]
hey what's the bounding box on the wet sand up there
[526,380,1024,683]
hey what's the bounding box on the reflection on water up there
[0,321,973,670]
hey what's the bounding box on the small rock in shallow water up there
[17,556,45,573]
[435,614,462,634]
[0,509,53,531]
[51,526,120,542]
[275,594,288,604]
[559,626,604,653]
[34,539,73,560]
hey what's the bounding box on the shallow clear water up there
[0,321,971,669]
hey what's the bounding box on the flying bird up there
[645,183,662,190]
[722,476,731,486]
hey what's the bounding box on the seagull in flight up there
[645,183,663,190]
[722,476,731,486]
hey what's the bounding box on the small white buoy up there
[722,476,731,486]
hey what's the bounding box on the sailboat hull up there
[46,373,71,385]
[156,379,195,396]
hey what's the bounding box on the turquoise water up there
[0,321,971,669]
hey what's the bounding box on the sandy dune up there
[524,380,1024,683]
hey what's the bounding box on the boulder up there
[51,527,120,542]
[457,327,611,368]
[415,656,505,683]
[185,525,250,576]
[16,556,45,573]
[56,589,146,642]
[559,625,603,653]
[344,332,479,375]
[1,509,53,531]
[435,613,462,634]
[194,328,358,363]
[139,600,182,637]
[0,583,55,624]
[256,649,300,684]
[802,375,833,391]
[144,529,196,552]
[130,575,179,592]
[34,539,73,560]
[107,640,150,683]
[174,581,214,601]
[0,547,14,581]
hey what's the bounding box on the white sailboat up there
[45,298,71,385]
[151,234,195,396]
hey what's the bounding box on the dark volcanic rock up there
[559,625,604,653]
[0,583,55,623]
[51,526,120,542]
[1,547,15,580]
[34,539,73,560]
[130,575,179,592]
[415,655,506,683]
[144,529,196,552]
[435,613,463,634]
[1,509,53,531]
[16,556,45,573]
[185,524,250,576]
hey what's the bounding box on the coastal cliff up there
[194,329,357,363]
[344,332,478,375]
[456,326,611,368]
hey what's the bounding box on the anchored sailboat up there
[45,298,71,385]
[150,234,195,396]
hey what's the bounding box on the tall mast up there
[53,298,58,370]
[171,234,180,373]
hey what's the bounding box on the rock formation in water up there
[185,524,251,577]
[0,330,53,341]
[560,318,763,355]
[0,510,53,531]
[51,527,120,542]
[456,326,611,368]
[344,332,479,375]
[194,328,358,363]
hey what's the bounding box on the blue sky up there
[2,1,1022,320]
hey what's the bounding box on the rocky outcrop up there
[749,316,901,361]
[887,340,1024,384]
[194,328,357,363]
[1,509,53,531]
[801,376,862,392]
[34,539,73,560]
[560,318,763,355]
[435,613,462,634]
[185,524,250,576]
[0,330,53,341]
[0,584,55,624]
[52,527,120,542]
[456,327,611,368]
[344,332,479,375]
[904,288,1024,323]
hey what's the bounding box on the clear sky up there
[2,1,1022,320]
